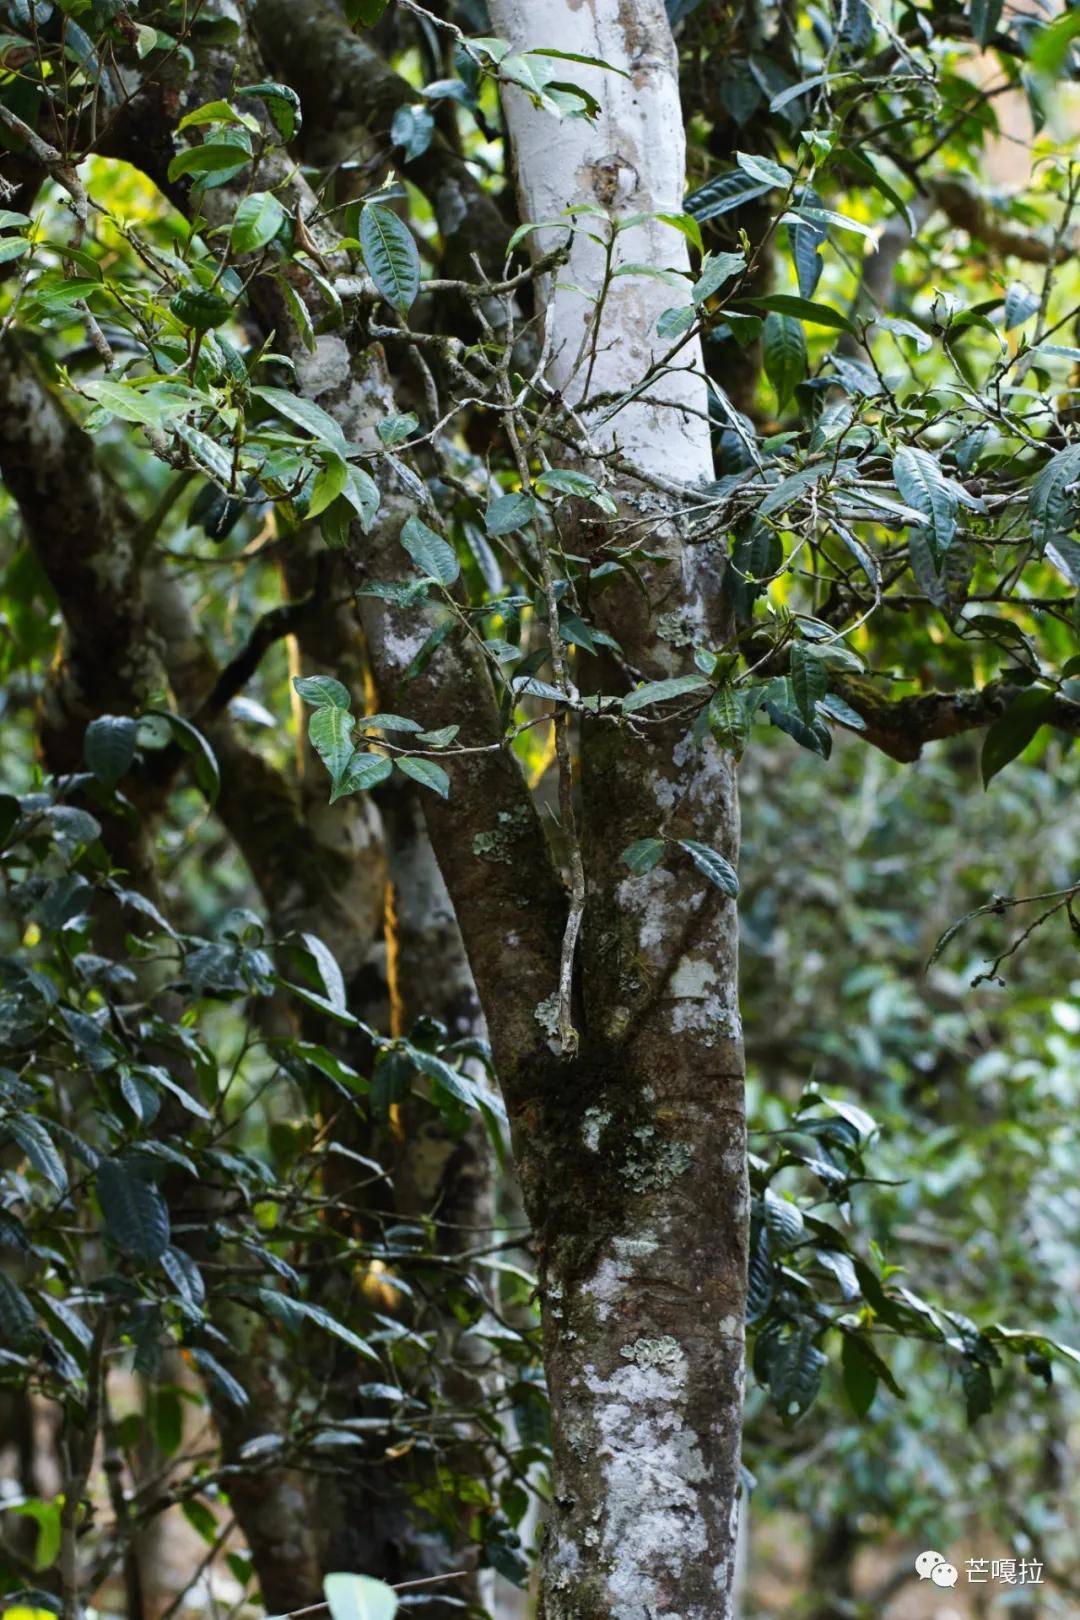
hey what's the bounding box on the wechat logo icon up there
[915,1551,958,1587]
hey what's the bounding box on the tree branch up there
[835,674,1080,762]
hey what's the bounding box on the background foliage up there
[0,0,1078,1614]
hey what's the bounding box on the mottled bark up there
[251,0,511,279]
[0,341,164,884]
[97,6,751,1612]
[489,5,748,1615]
[276,546,494,1604]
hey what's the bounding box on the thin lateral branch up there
[283,1571,471,1619]
[59,1314,109,1620]
[0,104,88,246]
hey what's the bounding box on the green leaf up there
[735,150,791,189]
[170,288,233,331]
[485,490,538,535]
[612,261,689,290]
[742,294,855,334]
[0,236,30,264]
[276,274,317,354]
[1003,281,1039,330]
[377,411,419,448]
[684,169,771,223]
[833,149,914,233]
[981,687,1054,786]
[789,643,827,721]
[308,453,349,520]
[621,674,709,713]
[769,1323,827,1423]
[765,683,831,756]
[1046,535,1080,587]
[190,1348,248,1407]
[818,692,867,731]
[961,1356,994,1425]
[708,685,755,760]
[97,1158,170,1263]
[360,203,420,314]
[763,1188,804,1245]
[676,838,739,897]
[253,386,352,456]
[259,1290,377,1359]
[324,1573,398,1620]
[334,752,393,798]
[167,140,252,183]
[301,933,347,1013]
[537,469,617,514]
[230,191,285,254]
[390,103,435,161]
[1028,444,1080,553]
[309,705,355,788]
[692,250,746,306]
[84,715,137,784]
[1028,8,1080,74]
[763,313,806,410]
[408,1047,495,1114]
[892,446,957,557]
[782,204,877,242]
[0,1273,37,1349]
[621,838,667,875]
[236,82,302,142]
[342,465,380,533]
[8,1116,67,1194]
[404,619,455,680]
[841,1333,879,1418]
[789,210,823,300]
[293,675,351,709]
[970,0,1004,45]
[162,1247,206,1307]
[358,714,422,733]
[135,24,162,58]
[80,380,170,429]
[177,100,254,132]
[345,0,391,23]
[147,710,221,806]
[527,45,631,76]
[395,756,450,799]
[657,304,696,337]
[400,516,459,585]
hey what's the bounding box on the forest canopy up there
[0,1,1078,1618]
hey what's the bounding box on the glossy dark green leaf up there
[401,516,459,584]
[395,755,450,799]
[360,203,420,314]
[676,838,740,897]
[84,715,138,785]
[981,687,1054,786]
[97,1158,170,1263]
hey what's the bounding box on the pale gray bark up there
[490,6,748,1615]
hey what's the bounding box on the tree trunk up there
[490,5,750,1613]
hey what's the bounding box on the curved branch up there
[835,674,1080,762]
